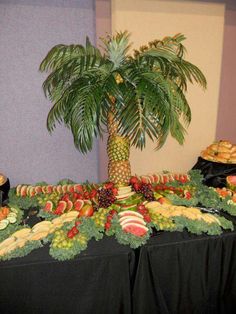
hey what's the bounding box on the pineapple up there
[107,108,131,185]
[108,160,131,186]
[107,135,130,162]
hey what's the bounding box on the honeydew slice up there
[0,220,9,230]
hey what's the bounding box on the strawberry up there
[73,192,83,200]
[75,220,81,227]
[61,194,70,202]
[104,182,114,189]
[112,187,118,196]
[130,176,139,184]
[90,189,97,198]
[84,191,90,199]
[184,190,192,199]
[109,209,117,216]
[105,222,111,231]
[106,215,113,222]
[143,214,151,223]
[137,204,147,212]
[54,208,63,215]
[71,226,79,235]
[133,183,141,191]
[67,230,74,239]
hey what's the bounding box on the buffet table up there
[0,229,236,314]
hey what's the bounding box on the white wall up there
[112,0,225,175]
[0,0,98,186]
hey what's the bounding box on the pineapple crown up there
[101,31,131,69]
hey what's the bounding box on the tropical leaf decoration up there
[39,31,206,185]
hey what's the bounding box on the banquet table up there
[0,228,236,314]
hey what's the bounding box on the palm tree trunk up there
[107,109,131,186]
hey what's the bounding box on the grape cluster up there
[52,229,88,249]
[52,230,74,249]
[150,213,175,230]
[97,188,116,208]
[38,192,60,207]
[134,183,155,201]
[92,208,110,228]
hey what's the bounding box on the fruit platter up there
[0,170,235,262]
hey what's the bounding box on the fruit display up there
[0,170,235,261]
[201,140,236,163]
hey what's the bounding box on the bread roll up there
[217,152,231,159]
[215,156,228,163]
[218,140,232,149]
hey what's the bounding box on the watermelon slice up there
[44,201,53,212]
[41,186,48,194]
[74,184,84,193]
[56,185,63,194]
[35,186,42,194]
[62,185,68,194]
[119,216,146,226]
[153,174,160,183]
[66,200,73,211]
[54,201,67,215]
[47,185,53,194]
[122,223,148,236]
[68,185,75,193]
[74,200,84,211]
[118,210,143,219]
[226,175,236,191]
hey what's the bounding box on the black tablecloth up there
[192,157,236,187]
[0,230,236,314]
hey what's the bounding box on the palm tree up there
[39,31,206,186]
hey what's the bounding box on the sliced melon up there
[0,220,9,230]
[16,185,22,196]
[118,210,143,218]
[119,216,146,226]
[66,200,73,211]
[74,199,84,211]
[122,222,148,236]
[44,200,54,212]
[7,216,17,224]
[12,228,31,239]
[20,185,28,197]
